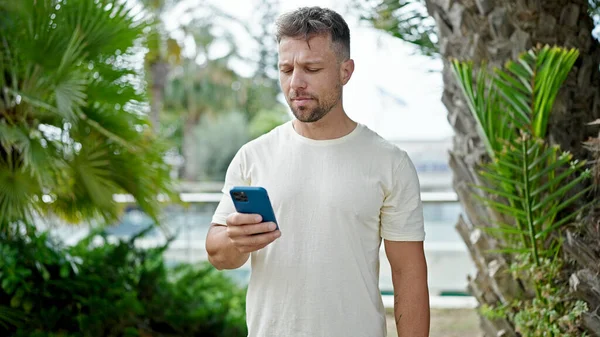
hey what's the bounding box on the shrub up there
[0,226,247,337]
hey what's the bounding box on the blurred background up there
[6,0,599,336]
[0,0,479,335]
[39,0,474,300]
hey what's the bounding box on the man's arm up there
[206,224,250,270]
[384,240,430,337]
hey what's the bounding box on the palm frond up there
[451,60,512,157]
[0,123,28,155]
[453,45,590,268]
[0,166,41,227]
[106,135,174,222]
[476,135,590,265]
[73,135,122,217]
[356,0,438,56]
[0,0,172,231]
[494,45,579,137]
[60,0,147,58]
[0,305,25,329]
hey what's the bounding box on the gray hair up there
[275,6,350,60]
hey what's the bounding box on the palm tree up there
[243,0,284,120]
[163,18,245,181]
[427,2,600,335]
[354,0,439,56]
[155,1,288,181]
[139,0,181,133]
[0,0,172,233]
[360,0,600,335]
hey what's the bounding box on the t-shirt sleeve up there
[211,146,251,225]
[380,152,425,241]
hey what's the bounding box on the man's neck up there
[292,110,357,140]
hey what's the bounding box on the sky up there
[164,0,454,141]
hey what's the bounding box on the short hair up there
[275,6,351,60]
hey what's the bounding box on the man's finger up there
[233,230,281,247]
[226,212,262,226]
[237,242,270,253]
[227,222,277,237]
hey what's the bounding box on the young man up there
[205,6,430,337]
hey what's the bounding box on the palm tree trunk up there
[181,116,200,182]
[149,61,169,133]
[424,0,600,335]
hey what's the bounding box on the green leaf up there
[56,28,88,77]
[80,112,137,152]
[495,67,531,95]
[527,144,560,171]
[10,295,21,308]
[479,225,525,236]
[528,151,574,180]
[531,174,590,213]
[479,170,523,187]
[493,78,531,127]
[506,59,534,81]
[0,124,29,158]
[41,266,50,281]
[0,305,25,329]
[535,196,594,240]
[60,264,70,278]
[486,247,531,255]
[531,47,579,137]
[493,156,522,173]
[534,187,592,228]
[516,56,535,77]
[472,193,528,218]
[55,73,88,122]
[7,89,59,114]
[22,299,33,314]
[1,278,11,293]
[359,0,438,56]
[451,60,496,157]
[0,167,41,226]
[474,184,522,203]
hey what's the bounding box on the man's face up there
[278,34,350,123]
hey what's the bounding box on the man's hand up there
[206,213,281,270]
[226,212,281,253]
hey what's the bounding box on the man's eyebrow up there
[278,60,324,67]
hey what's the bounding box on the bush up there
[0,226,247,337]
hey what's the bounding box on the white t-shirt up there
[211,120,425,337]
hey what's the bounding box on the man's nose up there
[290,70,307,90]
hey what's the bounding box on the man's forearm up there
[205,224,249,270]
[392,271,430,336]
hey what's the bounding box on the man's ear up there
[340,59,355,85]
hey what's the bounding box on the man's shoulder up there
[359,125,410,163]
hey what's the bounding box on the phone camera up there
[232,191,248,202]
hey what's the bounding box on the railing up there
[44,189,477,309]
[112,191,460,204]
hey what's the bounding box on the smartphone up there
[230,186,279,229]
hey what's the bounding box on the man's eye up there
[280,69,292,74]
[307,68,321,73]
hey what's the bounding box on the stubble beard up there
[289,84,342,123]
